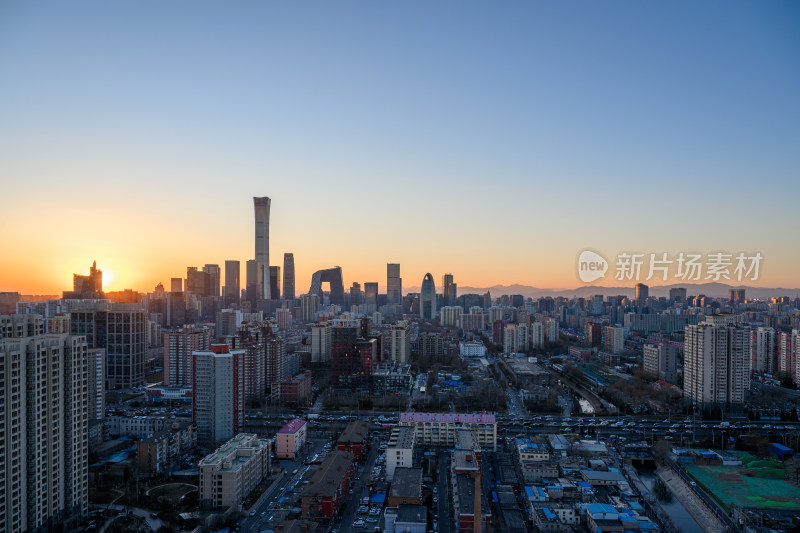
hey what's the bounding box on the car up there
[249,510,257,517]
[433,487,438,494]
[353,520,366,528]
[433,496,438,504]
[366,517,378,524]
[358,506,368,515]
[690,481,697,486]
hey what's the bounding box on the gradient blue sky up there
[1,2,798,294]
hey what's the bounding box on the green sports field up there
[685,458,800,510]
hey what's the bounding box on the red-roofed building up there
[337,420,370,463]
[277,418,308,459]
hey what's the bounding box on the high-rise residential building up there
[254,196,272,299]
[586,322,602,346]
[439,306,463,328]
[669,287,687,303]
[387,263,402,307]
[531,322,545,349]
[459,309,485,331]
[265,333,286,390]
[604,325,625,354]
[752,327,776,374]
[311,322,332,362]
[170,277,183,293]
[728,288,746,304]
[420,273,436,320]
[224,326,268,406]
[270,265,281,300]
[442,273,457,307]
[224,260,241,306]
[276,307,293,330]
[642,342,678,383]
[684,323,750,406]
[193,344,246,445]
[246,259,264,307]
[0,326,90,532]
[70,303,147,389]
[301,294,320,322]
[635,283,649,301]
[545,317,559,343]
[364,282,379,308]
[283,253,295,300]
[216,308,244,338]
[203,264,221,298]
[163,325,212,386]
[778,330,800,381]
[89,346,106,421]
[389,321,411,364]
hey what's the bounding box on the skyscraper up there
[254,197,271,299]
[420,273,437,319]
[669,287,687,303]
[224,260,240,306]
[635,283,649,301]
[203,264,221,298]
[387,263,402,306]
[350,282,363,306]
[442,273,457,307]
[364,282,379,308]
[171,277,183,293]
[246,259,263,308]
[283,253,295,300]
[164,325,212,386]
[269,265,281,300]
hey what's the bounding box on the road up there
[437,453,451,533]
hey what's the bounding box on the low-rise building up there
[452,472,491,533]
[387,467,423,507]
[399,412,497,451]
[386,426,415,481]
[301,450,355,520]
[384,504,426,533]
[271,371,313,405]
[136,420,196,474]
[198,433,272,509]
[276,418,308,459]
[516,438,550,462]
[107,414,189,437]
[337,420,370,463]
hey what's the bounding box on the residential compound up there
[198,433,272,509]
[399,412,497,451]
[300,450,355,520]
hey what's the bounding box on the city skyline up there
[2,2,799,294]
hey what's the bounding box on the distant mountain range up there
[404,283,800,299]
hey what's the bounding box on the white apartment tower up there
[193,345,246,445]
[389,321,412,364]
[0,325,89,532]
[684,323,751,406]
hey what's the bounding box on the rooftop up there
[396,504,426,524]
[275,520,319,533]
[400,412,495,424]
[388,426,415,449]
[389,467,422,499]
[301,450,354,499]
[338,420,369,444]
[198,433,268,472]
[279,418,307,434]
[455,429,480,451]
[452,449,480,471]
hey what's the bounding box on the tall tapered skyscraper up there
[254,197,271,299]
[283,253,295,300]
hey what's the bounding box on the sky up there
[1,1,799,295]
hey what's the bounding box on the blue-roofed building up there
[531,505,578,531]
